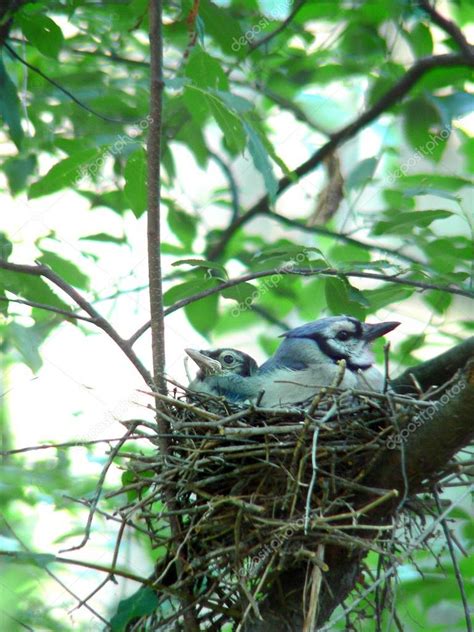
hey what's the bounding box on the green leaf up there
[397,174,472,192]
[0,55,23,149]
[16,13,64,59]
[423,290,452,315]
[0,233,13,262]
[405,22,433,57]
[163,278,218,306]
[402,97,445,161]
[221,282,257,304]
[8,322,44,372]
[216,90,253,113]
[38,250,89,290]
[110,586,159,632]
[172,258,227,278]
[29,148,100,199]
[206,92,246,154]
[324,277,367,320]
[80,233,126,245]
[346,157,378,190]
[167,207,197,249]
[3,155,37,195]
[364,284,414,311]
[199,0,245,56]
[185,49,228,90]
[124,148,147,218]
[372,210,454,235]
[185,292,219,337]
[1,271,69,313]
[244,121,278,203]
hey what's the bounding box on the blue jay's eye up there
[336,331,351,341]
[222,354,235,364]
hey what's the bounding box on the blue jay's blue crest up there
[186,347,260,403]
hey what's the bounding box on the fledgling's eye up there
[336,331,351,341]
[222,353,236,364]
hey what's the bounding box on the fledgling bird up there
[185,347,261,403]
[257,316,399,406]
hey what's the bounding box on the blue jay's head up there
[185,347,258,379]
[186,347,260,402]
[260,316,400,373]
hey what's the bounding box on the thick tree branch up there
[393,336,474,393]
[147,4,199,629]
[208,53,474,261]
[147,0,167,397]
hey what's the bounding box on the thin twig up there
[0,258,153,387]
[4,43,134,124]
[418,0,474,60]
[433,489,472,632]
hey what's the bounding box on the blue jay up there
[257,316,399,406]
[185,347,261,403]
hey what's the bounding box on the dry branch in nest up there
[113,374,473,631]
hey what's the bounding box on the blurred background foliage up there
[0,0,473,629]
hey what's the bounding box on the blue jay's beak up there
[362,321,400,342]
[185,348,222,375]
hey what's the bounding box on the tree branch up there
[418,0,474,61]
[393,336,474,393]
[0,295,95,323]
[208,53,474,261]
[248,0,308,53]
[147,0,167,397]
[0,258,153,387]
[3,42,134,124]
[129,266,474,345]
[147,4,199,629]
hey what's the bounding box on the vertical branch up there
[147,4,199,629]
[148,0,167,397]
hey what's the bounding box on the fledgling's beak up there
[362,321,400,342]
[185,348,222,375]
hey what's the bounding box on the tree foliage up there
[0,0,473,630]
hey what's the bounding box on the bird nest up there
[115,382,452,630]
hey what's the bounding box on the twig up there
[318,485,474,631]
[303,544,325,632]
[0,258,154,387]
[248,0,308,53]
[4,42,134,124]
[433,489,472,632]
[418,0,474,60]
[130,265,474,343]
[1,517,109,627]
[60,426,137,553]
[0,296,95,322]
